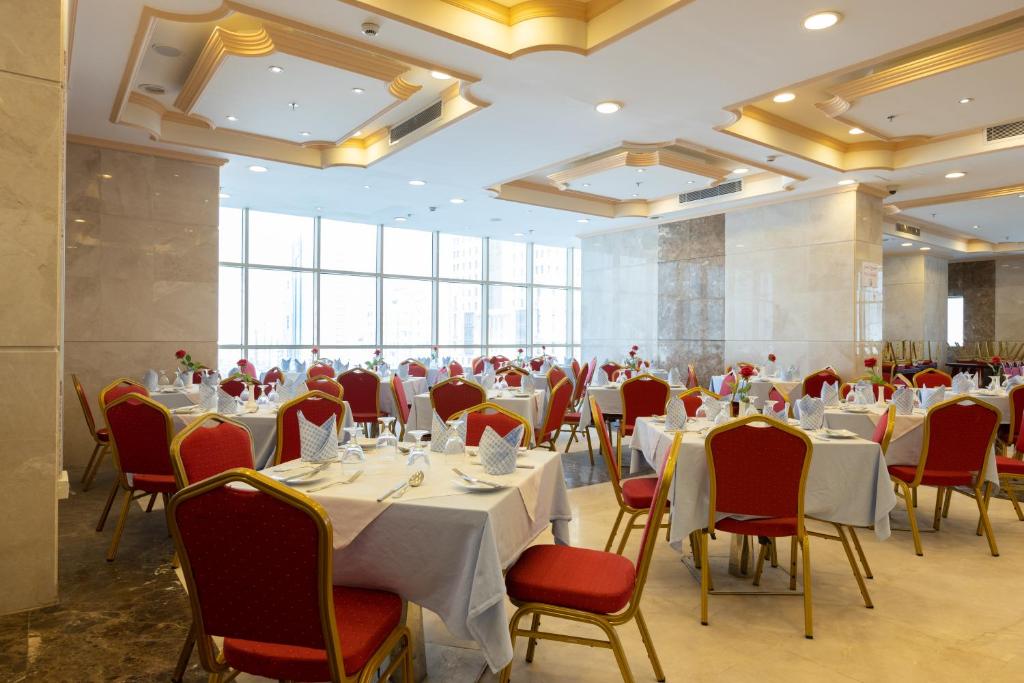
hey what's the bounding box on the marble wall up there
[948,260,995,343]
[63,143,219,468]
[883,253,948,360]
[994,256,1024,341]
[0,0,64,614]
[657,215,724,384]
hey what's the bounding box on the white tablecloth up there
[378,377,426,416]
[710,376,801,404]
[408,389,546,432]
[295,448,571,672]
[148,387,196,409]
[577,384,687,428]
[629,417,897,545]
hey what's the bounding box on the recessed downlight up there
[219,192,230,199]
[351,88,364,94]
[100,173,113,179]
[513,232,525,237]
[394,216,407,222]
[576,218,590,224]
[138,83,165,94]
[631,193,639,197]
[848,127,864,135]
[945,171,966,179]
[582,183,591,188]
[248,165,268,173]
[288,102,299,110]
[901,242,913,247]
[363,185,371,189]
[837,179,856,186]
[595,101,622,114]
[449,198,465,204]
[803,11,841,30]
[225,115,239,122]
[73,218,86,223]
[919,246,931,251]
[268,65,283,74]
[959,97,973,104]
[733,168,749,175]
[973,225,980,230]
[772,92,796,103]
[299,131,311,137]
[636,168,645,173]
[430,70,451,80]
[408,180,426,186]
[151,44,181,57]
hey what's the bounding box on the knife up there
[281,463,330,484]
[377,480,408,502]
[452,467,502,488]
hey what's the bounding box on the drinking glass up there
[376,417,398,462]
[256,385,270,406]
[406,429,430,468]
[443,418,466,465]
[341,426,365,463]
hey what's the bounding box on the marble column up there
[995,256,1024,340]
[0,0,65,614]
[883,253,948,361]
[948,260,996,344]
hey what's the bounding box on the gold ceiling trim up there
[67,134,230,167]
[888,183,1024,211]
[547,148,731,189]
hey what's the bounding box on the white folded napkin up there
[478,425,522,475]
[920,386,946,410]
[892,386,915,415]
[198,384,217,412]
[952,373,972,394]
[667,367,680,385]
[594,369,609,387]
[820,381,840,407]
[854,381,874,405]
[761,401,787,420]
[398,363,409,379]
[665,396,687,430]
[430,411,467,453]
[142,369,159,392]
[217,389,238,415]
[796,396,824,430]
[701,395,724,420]
[296,410,337,462]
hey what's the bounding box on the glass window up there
[572,247,581,288]
[533,287,567,344]
[438,347,481,368]
[247,268,314,346]
[321,219,376,272]
[245,348,299,379]
[218,348,242,377]
[320,348,377,369]
[947,296,964,346]
[320,274,376,346]
[438,234,482,280]
[382,347,431,369]
[533,244,567,286]
[488,285,527,344]
[383,227,432,276]
[382,278,432,346]
[248,210,314,268]
[573,288,581,346]
[219,207,243,262]
[438,281,481,346]
[488,239,527,282]
[218,266,243,345]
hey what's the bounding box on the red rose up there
[374,349,382,355]
[518,348,523,353]
[740,366,755,378]
[992,356,1002,364]
[175,349,186,359]
[631,345,639,351]
[629,350,637,357]
[311,346,319,354]
[768,353,776,362]
[237,359,247,367]
[864,357,878,368]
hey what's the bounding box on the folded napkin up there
[142,369,159,392]
[480,374,495,390]
[892,386,915,415]
[713,410,731,426]
[820,381,840,407]
[1005,375,1024,389]
[478,425,522,475]
[854,381,874,405]
[297,410,337,462]
[920,386,946,410]
[594,369,609,387]
[665,396,687,430]
[701,395,724,420]
[797,396,824,430]
[294,361,307,374]
[785,364,798,381]
[761,401,787,421]
[430,411,467,453]
[198,384,217,412]
[217,388,238,415]
[521,375,534,392]
[667,367,680,385]
[952,373,972,394]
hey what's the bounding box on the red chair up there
[610,368,632,382]
[490,355,510,369]
[448,360,464,377]
[171,415,255,488]
[892,373,913,389]
[991,413,1024,522]
[471,356,486,375]
[305,376,344,399]
[497,366,528,388]
[562,364,594,462]
[168,470,411,683]
[430,377,486,423]
[841,380,895,401]
[701,416,815,637]
[263,366,285,386]
[220,377,262,399]
[585,357,597,386]
[676,387,721,418]
[529,357,545,371]
[616,374,671,461]
[801,368,842,399]
[401,359,427,378]
[913,368,952,388]
[1007,383,1024,450]
[73,374,111,491]
[97,393,177,562]
[536,378,573,450]
[498,428,680,683]
[455,403,531,447]
[570,358,581,380]
[99,377,149,410]
[888,397,1000,556]
[601,362,623,381]
[307,361,336,379]
[686,364,699,389]
[547,365,567,389]
[872,404,896,454]
[273,391,346,466]
[337,368,383,427]
[390,375,411,441]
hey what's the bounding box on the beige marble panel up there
[0,0,62,82]
[995,256,1024,340]
[725,191,858,253]
[883,253,948,359]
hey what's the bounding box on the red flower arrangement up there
[311,346,320,360]
[739,365,755,379]
[863,357,883,385]
[992,356,1002,365]
[175,349,186,359]
[174,349,205,373]
[237,359,247,367]
[767,353,776,362]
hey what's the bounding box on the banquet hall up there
[4,0,1024,681]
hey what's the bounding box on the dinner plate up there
[841,405,870,413]
[450,478,506,492]
[263,461,336,482]
[823,428,858,439]
[513,392,531,398]
[157,387,177,393]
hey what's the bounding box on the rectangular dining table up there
[576,383,687,427]
[407,389,546,433]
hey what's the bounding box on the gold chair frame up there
[615,373,671,467]
[452,402,532,447]
[535,378,571,451]
[305,359,337,379]
[305,376,346,399]
[73,374,111,491]
[428,376,486,423]
[911,368,953,388]
[389,375,409,441]
[799,367,843,399]
[337,368,382,426]
[98,376,147,410]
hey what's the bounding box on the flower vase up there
[245,383,257,410]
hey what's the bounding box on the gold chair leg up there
[584,427,594,465]
[801,535,813,639]
[975,484,999,556]
[106,488,134,562]
[596,619,636,683]
[942,487,952,518]
[769,539,779,568]
[80,442,104,490]
[172,621,196,683]
[834,525,872,608]
[634,608,665,682]
[789,536,798,591]
[605,508,625,552]
[615,512,640,555]
[96,480,120,532]
[524,613,541,663]
[499,609,528,683]
[700,531,710,626]
[847,526,873,579]
[751,542,768,587]
[1004,482,1024,520]
[932,487,945,530]
[563,424,578,453]
[897,481,923,555]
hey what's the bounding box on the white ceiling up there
[903,194,1024,244]
[568,164,712,200]
[68,0,1024,247]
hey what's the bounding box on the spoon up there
[393,470,425,498]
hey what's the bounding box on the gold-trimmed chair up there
[72,374,111,491]
[535,378,573,451]
[912,368,952,388]
[273,391,347,466]
[616,374,671,465]
[454,402,532,447]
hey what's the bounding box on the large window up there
[218,208,581,373]
[948,296,964,347]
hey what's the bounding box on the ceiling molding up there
[67,133,230,166]
[443,0,622,25]
[888,183,1024,211]
[546,148,730,188]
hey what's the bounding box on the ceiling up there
[67,0,1024,249]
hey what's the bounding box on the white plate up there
[824,428,858,439]
[651,415,666,423]
[158,387,178,393]
[841,405,870,413]
[263,462,336,482]
[451,478,506,492]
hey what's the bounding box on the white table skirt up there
[148,387,195,410]
[577,383,687,428]
[309,448,572,673]
[408,390,546,433]
[378,377,426,416]
[629,417,897,546]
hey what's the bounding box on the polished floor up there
[3,436,1023,682]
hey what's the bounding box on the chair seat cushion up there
[351,411,384,422]
[505,544,635,614]
[888,465,974,486]
[131,473,177,494]
[996,456,1024,476]
[621,476,669,510]
[223,585,403,680]
[96,427,110,443]
[563,412,581,424]
[716,516,798,537]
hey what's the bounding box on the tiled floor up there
[3,435,1024,682]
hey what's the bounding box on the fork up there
[306,469,364,492]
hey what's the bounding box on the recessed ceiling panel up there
[904,194,1024,242]
[570,164,710,200]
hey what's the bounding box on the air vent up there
[679,180,742,203]
[389,100,443,144]
[895,223,921,237]
[986,120,1024,142]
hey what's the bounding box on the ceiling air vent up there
[389,100,443,144]
[986,120,1024,142]
[679,179,742,203]
[895,223,921,237]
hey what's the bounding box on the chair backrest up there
[490,355,510,369]
[103,393,175,480]
[801,368,842,399]
[547,365,567,389]
[686,364,699,389]
[263,366,285,386]
[630,432,681,605]
[219,378,247,398]
[537,378,573,442]
[611,368,631,382]
[471,357,486,375]
[871,404,896,454]
[620,374,671,430]
[585,357,597,386]
[569,363,588,406]
[918,397,999,479]
[274,391,346,465]
[390,375,411,425]
[892,373,912,389]
[706,416,812,529]
[337,368,381,416]
[600,362,622,379]
[840,382,854,400]
[305,376,344,399]
[430,377,486,423]
[497,366,527,387]
[570,358,581,379]
[913,368,952,388]
[306,362,335,379]
[1009,384,1024,446]
[72,374,100,438]
[169,470,345,682]
[676,387,720,418]
[449,361,464,377]
[402,359,427,378]
[529,357,545,371]
[591,396,621,490]
[100,378,149,410]
[170,415,255,488]
[456,402,531,446]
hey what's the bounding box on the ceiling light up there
[268,65,283,74]
[363,185,371,189]
[736,244,745,248]
[973,225,979,230]
[919,246,931,251]
[218,192,230,199]
[959,97,973,104]
[945,171,966,179]
[225,115,238,122]
[394,216,407,222]
[408,180,426,186]
[577,218,590,224]
[248,165,268,173]
[636,168,645,173]
[299,131,311,137]
[513,232,525,237]
[837,179,856,186]
[449,198,465,204]
[288,102,299,110]
[848,127,864,135]
[354,130,363,136]
[73,218,86,223]
[430,70,451,80]
[733,168,749,175]
[582,183,590,188]
[351,88,364,94]
[631,193,639,197]
[100,173,113,179]
[803,11,841,30]
[687,180,695,184]
[595,101,621,114]
[901,242,913,247]
[772,92,796,103]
